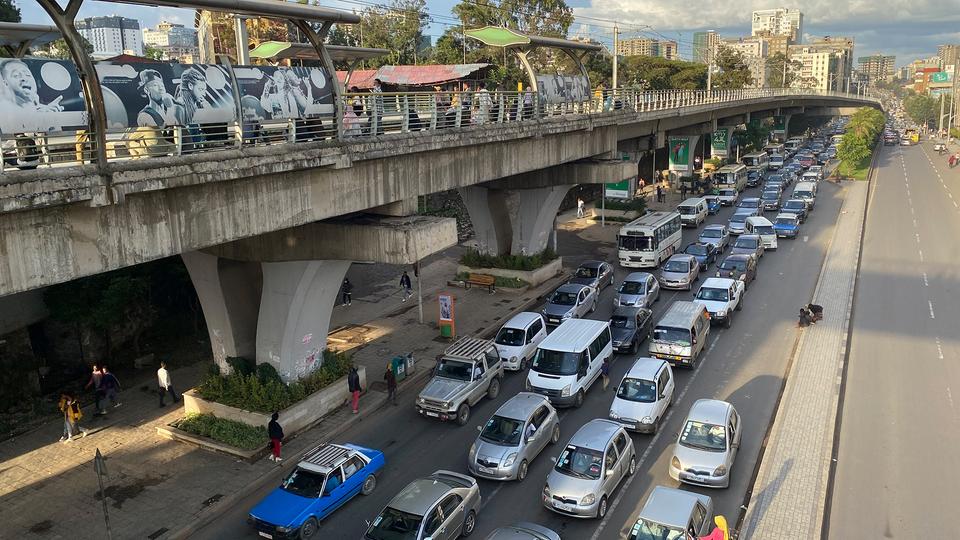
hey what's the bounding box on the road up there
[194,165,849,540]
[828,141,960,538]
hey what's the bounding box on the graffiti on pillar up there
[210,328,231,374]
[295,347,323,379]
[668,137,691,171]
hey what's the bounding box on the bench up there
[464,273,496,293]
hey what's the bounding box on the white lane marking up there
[803,235,809,243]
[923,273,929,287]
[909,205,915,215]
[919,249,924,262]
[913,218,918,228]
[954,201,959,209]
[915,233,921,244]
[589,333,723,540]
[929,300,936,320]
[937,338,945,361]
[479,482,505,511]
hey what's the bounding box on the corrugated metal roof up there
[374,64,490,87]
[337,69,378,90]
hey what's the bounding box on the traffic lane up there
[829,144,960,538]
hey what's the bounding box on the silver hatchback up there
[614,272,660,309]
[659,254,700,291]
[365,470,482,540]
[669,399,742,488]
[542,419,636,519]
[468,393,561,482]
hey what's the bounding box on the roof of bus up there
[742,151,768,157]
[619,211,679,231]
[717,164,746,172]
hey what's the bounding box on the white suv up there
[693,277,744,328]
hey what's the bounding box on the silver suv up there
[364,470,481,540]
[417,337,504,426]
[468,393,561,482]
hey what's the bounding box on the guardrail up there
[1,88,878,173]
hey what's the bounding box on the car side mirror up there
[605,468,615,477]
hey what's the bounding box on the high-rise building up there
[806,36,855,89]
[142,21,198,62]
[789,45,838,91]
[751,8,803,44]
[938,44,960,71]
[693,31,719,64]
[659,41,678,60]
[77,15,143,59]
[857,54,896,84]
[753,30,790,57]
[721,37,770,88]
[617,38,678,60]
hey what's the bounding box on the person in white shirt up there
[157,361,179,407]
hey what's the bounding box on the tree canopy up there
[0,0,20,24]
[902,93,939,128]
[328,0,430,68]
[836,107,885,177]
[765,52,809,88]
[712,46,753,89]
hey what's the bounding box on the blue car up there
[683,241,718,270]
[705,195,721,215]
[249,443,385,539]
[773,213,800,238]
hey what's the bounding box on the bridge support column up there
[460,185,571,256]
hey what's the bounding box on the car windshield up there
[685,244,709,256]
[784,201,803,209]
[619,280,645,295]
[653,326,691,346]
[755,225,775,235]
[575,267,598,279]
[365,506,423,540]
[280,468,326,499]
[679,420,727,452]
[620,235,654,252]
[776,217,797,225]
[719,190,735,197]
[719,259,746,271]
[532,349,580,376]
[761,193,778,200]
[663,260,689,273]
[610,315,634,329]
[735,238,758,249]
[617,378,657,403]
[555,445,603,479]
[630,519,686,540]
[435,359,473,381]
[740,200,759,208]
[697,287,729,302]
[495,327,525,347]
[795,191,812,198]
[678,206,696,215]
[480,415,523,446]
[700,229,722,238]
[729,214,748,224]
[550,291,577,306]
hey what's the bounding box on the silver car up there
[729,234,765,261]
[628,486,714,540]
[614,272,660,308]
[468,393,560,482]
[542,419,636,519]
[698,225,730,253]
[570,260,614,291]
[542,283,597,327]
[484,523,561,540]
[669,399,742,488]
[659,254,700,291]
[364,470,481,540]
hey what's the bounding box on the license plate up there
[478,466,495,475]
[425,411,439,417]
[259,533,273,539]
[553,501,573,512]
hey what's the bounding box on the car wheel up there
[574,389,585,408]
[360,474,377,496]
[724,312,733,328]
[551,424,561,444]
[597,496,608,519]
[736,298,743,312]
[456,403,471,426]
[627,455,637,476]
[299,517,319,540]
[655,290,661,302]
[590,299,597,313]
[461,510,477,537]
[517,460,529,482]
[630,339,638,355]
[519,357,528,371]
[487,377,501,400]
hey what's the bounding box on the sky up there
[18,0,960,67]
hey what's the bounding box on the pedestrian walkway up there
[740,179,869,538]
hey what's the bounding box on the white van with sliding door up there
[648,301,711,369]
[744,216,778,250]
[677,198,708,228]
[526,319,612,408]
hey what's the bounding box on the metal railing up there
[1,88,878,173]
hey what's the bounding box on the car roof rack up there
[444,337,491,360]
[299,443,351,473]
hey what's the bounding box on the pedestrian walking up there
[341,277,353,306]
[84,364,106,416]
[371,78,384,136]
[384,363,398,406]
[101,366,121,408]
[577,197,585,218]
[157,361,179,407]
[680,183,688,199]
[348,365,361,414]
[601,357,611,391]
[399,271,412,302]
[656,185,664,203]
[58,392,88,442]
[267,412,284,463]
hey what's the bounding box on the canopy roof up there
[336,64,491,90]
[0,22,61,49]
[107,0,360,23]
[465,26,601,52]
[249,41,387,62]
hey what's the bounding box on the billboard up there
[0,58,88,135]
[668,137,691,171]
[711,129,729,157]
[930,71,951,83]
[233,66,334,123]
[535,74,590,104]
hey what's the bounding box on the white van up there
[793,181,817,210]
[677,197,708,228]
[744,216,778,250]
[526,318,612,408]
[769,154,784,170]
[494,312,547,371]
[648,301,711,369]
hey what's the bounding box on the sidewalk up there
[0,228,580,540]
[740,178,870,538]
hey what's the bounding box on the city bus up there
[617,211,683,268]
[713,164,748,192]
[741,151,770,174]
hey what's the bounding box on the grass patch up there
[173,413,267,451]
[195,350,353,413]
[460,247,557,271]
[837,152,873,180]
[455,272,529,289]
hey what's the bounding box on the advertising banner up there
[772,115,786,132]
[710,129,729,157]
[931,71,950,83]
[438,293,456,339]
[0,58,87,135]
[535,74,590,104]
[668,137,690,171]
[95,62,237,129]
[233,66,334,123]
[605,179,632,199]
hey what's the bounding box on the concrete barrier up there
[457,257,563,288]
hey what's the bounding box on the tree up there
[765,52,804,88]
[0,0,20,23]
[903,93,938,128]
[144,44,165,61]
[328,0,430,68]
[35,36,93,60]
[712,46,753,89]
[618,55,706,90]
[735,119,771,152]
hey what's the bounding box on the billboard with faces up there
[535,73,590,104]
[0,58,88,135]
[232,65,334,124]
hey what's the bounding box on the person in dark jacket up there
[268,412,284,462]
[384,363,398,405]
[348,366,361,414]
[341,278,353,306]
[101,366,121,408]
[400,271,412,301]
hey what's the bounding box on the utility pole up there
[938,92,946,135]
[706,44,712,92]
[612,25,619,90]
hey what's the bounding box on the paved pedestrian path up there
[740,178,869,539]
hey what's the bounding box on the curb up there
[167,270,568,540]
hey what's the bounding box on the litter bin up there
[391,355,408,382]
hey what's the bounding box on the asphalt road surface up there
[828,141,960,538]
[194,166,849,540]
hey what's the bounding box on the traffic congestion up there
[243,119,849,540]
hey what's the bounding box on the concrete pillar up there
[181,251,261,374]
[459,186,512,255]
[257,260,351,382]
[460,185,571,256]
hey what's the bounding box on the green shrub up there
[601,198,646,213]
[173,413,267,450]
[196,350,353,413]
[226,356,255,377]
[460,248,558,271]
